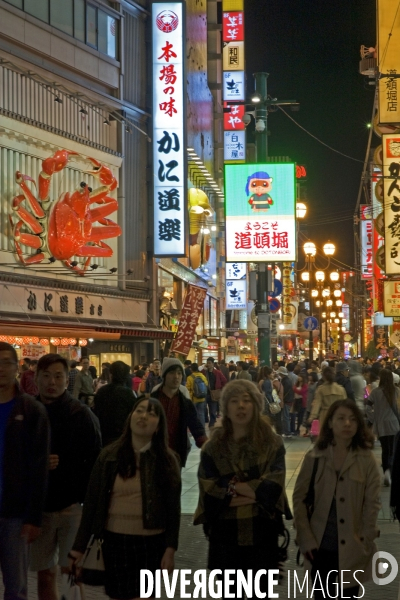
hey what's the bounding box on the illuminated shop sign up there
[223,71,245,101]
[152,2,187,257]
[378,0,400,124]
[222,11,244,41]
[223,41,245,71]
[224,163,296,262]
[226,262,246,279]
[382,134,400,274]
[224,104,245,130]
[224,130,246,161]
[360,205,373,279]
[225,278,247,310]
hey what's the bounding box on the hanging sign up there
[224,131,246,161]
[223,71,245,101]
[226,262,246,279]
[223,42,245,71]
[382,135,400,274]
[170,284,207,355]
[152,2,187,257]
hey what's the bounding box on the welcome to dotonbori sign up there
[152,2,187,257]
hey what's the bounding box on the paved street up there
[3,436,400,599]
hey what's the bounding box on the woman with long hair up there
[308,367,347,428]
[258,366,282,434]
[194,379,289,597]
[68,397,181,599]
[367,368,400,486]
[293,399,381,599]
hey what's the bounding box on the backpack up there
[193,375,207,398]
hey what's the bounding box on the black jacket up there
[280,375,294,404]
[73,443,181,552]
[0,387,49,526]
[93,382,136,446]
[335,373,355,402]
[38,391,102,512]
[150,386,207,467]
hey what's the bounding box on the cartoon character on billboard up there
[245,171,273,211]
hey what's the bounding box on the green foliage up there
[365,340,379,360]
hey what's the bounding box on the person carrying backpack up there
[186,363,209,426]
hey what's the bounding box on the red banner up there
[170,284,207,356]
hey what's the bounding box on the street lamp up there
[300,240,336,362]
[296,202,307,220]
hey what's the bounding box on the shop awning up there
[0,321,175,341]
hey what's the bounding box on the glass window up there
[5,0,23,8]
[203,296,210,334]
[98,10,117,58]
[74,0,85,42]
[86,3,97,48]
[50,0,73,36]
[25,0,49,22]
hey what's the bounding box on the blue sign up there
[269,279,283,298]
[303,316,318,331]
[269,298,281,313]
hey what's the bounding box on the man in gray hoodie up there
[348,359,366,413]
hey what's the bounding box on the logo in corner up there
[156,10,179,33]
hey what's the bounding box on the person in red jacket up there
[203,357,227,428]
[19,359,39,396]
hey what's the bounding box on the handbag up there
[268,388,282,415]
[210,389,222,402]
[61,574,81,600]
[78,536,105,586]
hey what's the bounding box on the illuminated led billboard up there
[224,163,296,262]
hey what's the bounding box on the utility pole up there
[252,72,298,368]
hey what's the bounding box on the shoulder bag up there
[78,535,105,586]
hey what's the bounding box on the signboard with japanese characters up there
[223,11,244,41]
[226,279,247,310]
[382,135,400,274]
[360,205,373,278]
[378,0,400,125]
[170,284,207,355]
[223,71,245,101]
[223,42,245,71]
[224,130,246,161]
[226,262,246,280]
[152,2,187,257]
[224,163,296,262]
[224,104,245,130]
[383,280,400,317]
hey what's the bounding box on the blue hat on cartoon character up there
[245,171,272,195]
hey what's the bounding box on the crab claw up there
[39,150,80,201]
[86,158,117,191]
[16,172,36,187]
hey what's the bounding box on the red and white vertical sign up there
[170,284,207,356]
[152,3,187,256]
[360,205,373,278]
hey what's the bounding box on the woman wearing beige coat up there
[308,367,347,428]
[293,399,381,599]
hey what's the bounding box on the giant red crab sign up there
[9,150,122,276]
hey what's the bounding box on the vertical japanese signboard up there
[382,134,400,274]
[360,205,373,278]
[225,262,247,310]
[170,284,207,356]
[152,2,187,257]
[377,0,400,125]
[224,163,296,262]
[222,0,245,163]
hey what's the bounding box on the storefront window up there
[203,296,210,336]
[25,0,49,21]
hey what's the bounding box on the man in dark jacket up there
[0,342,49,600]
[93,360,137,445]
[30,354,101,599]
[204,357,227,427]
[151,358,207,467]
[335,362,355,402]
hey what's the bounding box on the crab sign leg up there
[10,218,46,265]
[76,240,114,257]
[39,150,79,201]
[90,219,121,242]
[11,196,44,235]
[14,173,45,219]
[63,257,91,277]
[86,159,118,191]
[89,200,119,221]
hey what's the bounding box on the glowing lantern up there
[0,336,7,342]
[50,338,61,346]
[15,337,24,345]
[40,339,49,346]
[61,338,69,346]
[68,338,77,346]
[79,339,88,347]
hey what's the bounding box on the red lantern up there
[79,339,88,347]
[50,338,61,346]
[40,338,49,346]
[15,337,24,345]
[68,338,77,346]
[60,338,69,346]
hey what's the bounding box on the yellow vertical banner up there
[222,0,244,10]
[377,0,400,124]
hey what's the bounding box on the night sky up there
[245,0,376,269]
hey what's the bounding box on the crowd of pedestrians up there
[1,346,398,599]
